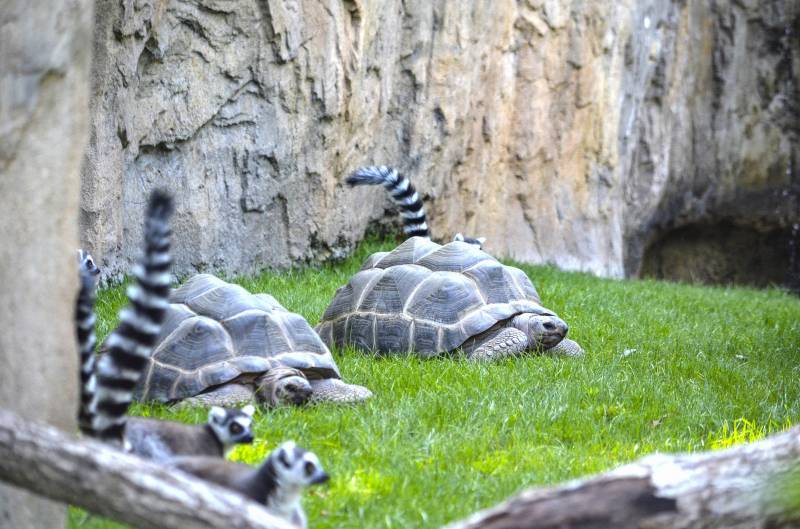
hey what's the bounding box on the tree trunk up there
[0,409,296,529]
[0,0,94,526]
[446,427,800,529]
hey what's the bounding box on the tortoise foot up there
[175,383,256,409]
[544,338,585,357]
[309,379,373,403]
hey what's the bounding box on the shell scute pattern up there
[221,310,293,357]
[358,264,428,315]
[367,237,439,269]
[157,303,197,344]
[317,237,552,357]
[152,316,234,372]
[415,242,488,273]
[137,274,341,402]
[404,272,484,325]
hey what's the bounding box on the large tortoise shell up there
[135,274,340,402]
[315,237,553,357]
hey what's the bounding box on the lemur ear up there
[454,233,464,241]
[477,237,486,245]
[277,447,291,467]
[241,404,256,417]
[208,406,226,424]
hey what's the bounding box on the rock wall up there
[82,0,799,286]
[0,0,93,526]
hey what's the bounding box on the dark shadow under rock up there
[641,222,800,292]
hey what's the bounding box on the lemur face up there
[453,233,487,250]
[208,405,255,446]
[77,249,101,276]
[272,441,329,487]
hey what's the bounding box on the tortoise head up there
[511,312,568,351]
[255,367,312,407]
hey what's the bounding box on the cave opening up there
[640,221,800,293]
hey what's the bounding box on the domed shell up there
[315,237,552,357]
[136,274,341,402]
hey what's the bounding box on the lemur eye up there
[229,423,243,435]
[278,450,290,467]
[304,461,316,476]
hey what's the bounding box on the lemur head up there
[453,233,487,250]
[269,441,329,488]
[207,405,255,447]
[77,249,101,277]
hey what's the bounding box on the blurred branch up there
[446,427,800,529]
[0,409,295,529]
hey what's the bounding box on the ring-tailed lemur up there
[346,165,487,249]
[122,405,255,462]
[77,190,255,461]
[172,441,329,529]
[78,248,101,277]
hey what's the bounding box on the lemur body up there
[346,165,486,249]
[172,441,328,529]
[122,406,254,461]
[76,190,254,461]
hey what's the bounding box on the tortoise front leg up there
[175,383,256,409]
[464,327,529,361]
[308,379,373,403]
[544,338,585,357]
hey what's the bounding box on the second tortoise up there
[316,237,583,360]
[135,274,372,408]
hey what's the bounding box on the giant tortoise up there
[316,237,583,360]
[134,274,372,407]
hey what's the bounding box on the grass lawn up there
[69,239,800,529]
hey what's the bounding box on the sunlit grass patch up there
[708,417,794,450]
[69,238,800,529]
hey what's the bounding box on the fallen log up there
[0,409,296,529]
[446,426,800,529]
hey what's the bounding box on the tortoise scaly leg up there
[174,383,256,409]
[308,379,373,403]
[465,327,529,361]
[544,338,585,357]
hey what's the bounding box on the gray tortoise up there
[316,237,583,360]
[134,274,372,407]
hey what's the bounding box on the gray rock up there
[80,1,799,288]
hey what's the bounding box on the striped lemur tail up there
[346,166,430,238]
[85,190,174,443]
[76,267,98,435]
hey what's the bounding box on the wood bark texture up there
[446,427,800,529]
[0,409,297,529]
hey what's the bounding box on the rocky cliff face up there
[82,0,799,288]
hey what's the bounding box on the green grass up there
[69,239,800,529]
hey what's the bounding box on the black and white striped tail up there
[346,166,430,238]
[88,190,174,443]
[76,269,98,436]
